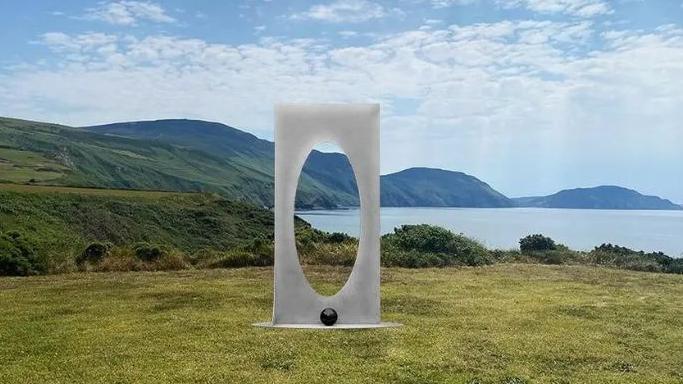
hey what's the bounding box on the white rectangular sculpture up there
[255,103,399,329]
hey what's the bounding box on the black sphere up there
[320,307,338,326]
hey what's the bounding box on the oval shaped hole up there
[294,142,360,296]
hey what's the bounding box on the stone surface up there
[268,104,384,327]
[253,322,402,329]
[254,104,401,329]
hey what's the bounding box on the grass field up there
[1,264,681,384]
[0,183,189,198]
[0,185,276,275]
[0,148,67,183]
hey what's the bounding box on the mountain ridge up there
[512,185,682,210]
[1,116,679,210]
[84,119,513,208]
[381,167,513,207]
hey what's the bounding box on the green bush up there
[666,259,683,274]
[133,242,167,262]
[201,238,274,269]
[382,249,447,268]
[381,225,492,268]
[520,234,557,253]
[590,243,672,273]
[77,242,113,265]
[0,231,47,276]
[207,250,272,268]
[93,245,189,272]
[243,238,274,262]
[326,232,353,243]
[190,248,220,266]
[299,242,358,266]
[525,249,576,265]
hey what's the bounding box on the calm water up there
[296,208,683,257]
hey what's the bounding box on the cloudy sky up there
[1,0,682,202]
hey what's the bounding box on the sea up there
[296,207,683,257]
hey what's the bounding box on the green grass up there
[0,117,360,208]
[0,185,274,272]
[0,147,68,183]
[0,117,276,205]
[0,264,681,383]
[0,183,189,198]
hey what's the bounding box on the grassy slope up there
[0,147,68,183]
[2,117,531,209]
[0,264,681,384]
[0,184,273,270]
[0,117,360,208]
[86,120,518,209]
[381,167,513,208]
[0,117,279,205]
[86,119,363,208]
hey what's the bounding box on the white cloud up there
[338,30,359,38]
[497,0,612,17]
[291,0,397,23]
[83,1,175,25]
[424,19,444,25]
[3,20,683,200]
[431,0,477,8]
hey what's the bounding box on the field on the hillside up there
[0,264,681,384]
[0,185,275,273]
[0,148,68,183]
[0,116,355,208]
[0,183,188,198]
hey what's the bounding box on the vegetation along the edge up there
[1,185,680,276]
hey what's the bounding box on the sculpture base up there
[253,322,401,329]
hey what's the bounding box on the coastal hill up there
[513,186,682,210]
[1,117,680,210]
[87,120,512,208]
[0,117,358,208]
[381,167,513,207]
[86,119,360,208]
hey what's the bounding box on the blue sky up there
[1,0,682,202]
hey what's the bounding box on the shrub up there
[95,247,139,272]
[77,242,113,265]
[155,251,189,270]
[190,248,221,266]
[0,231,46,276]
[382,249,446,268]
[589,243,671,273]
[520,234,557,253]
[326,232,353,243]
[95,245,189,272]
[299,242,358,266]
[202,238,274,269]
[133,242,167,262]
[666,259,683,274]
[525,249,575,265]
[295,225,354,248]
[381,225,492,267]
[243,238,274,263]
[207,250,271,268]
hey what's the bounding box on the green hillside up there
[0,117,362,208]
[381,167,513,207]
[86,119,360,208]
[85,120,515,208]
[0,117,279,204]
[0,184,274,272]
[513,186,683,210]
[12,117,677,210]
